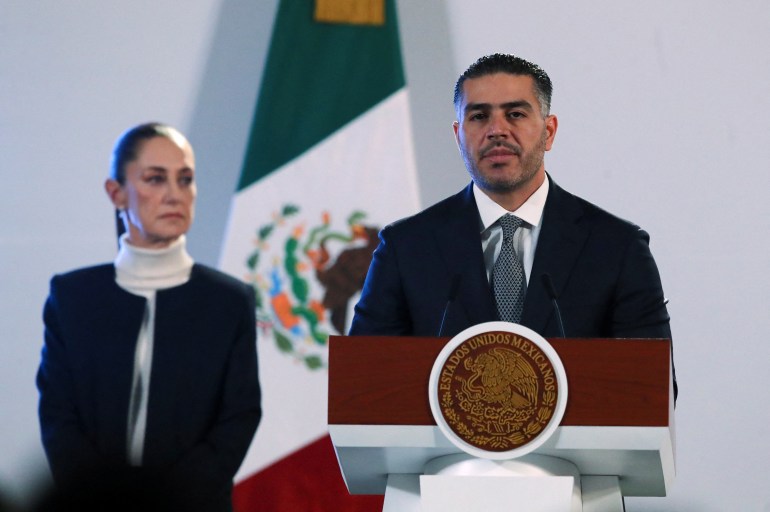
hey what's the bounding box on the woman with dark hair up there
[36,123,261,511]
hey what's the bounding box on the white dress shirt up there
[474,177,549,284]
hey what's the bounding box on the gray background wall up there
[2,1,768,510]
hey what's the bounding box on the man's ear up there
[452,120,461,150]
[544,114,558,151]
[104,179,125,209]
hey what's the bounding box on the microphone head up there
[438,275,462,337]
[541,273,558,299]
[447,274,461,301]
[541,273,566,338]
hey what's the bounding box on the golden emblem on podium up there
[429,322,568,459]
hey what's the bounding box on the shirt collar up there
[473,175,550,232]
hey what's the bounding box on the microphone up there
[437,275,461,337]
[541,273,566,338]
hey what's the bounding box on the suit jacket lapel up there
[523,176,590,334]
[432,183,498,327]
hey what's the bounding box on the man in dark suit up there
[350,53,674,393]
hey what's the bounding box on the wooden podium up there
[328,335,675,511]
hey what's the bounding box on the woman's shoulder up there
[51,263,114,288]
[46,264,124,311]
[188,264,253,297]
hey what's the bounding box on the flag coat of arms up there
[218,0,420,509]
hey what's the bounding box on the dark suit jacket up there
[37,264,261,511]
[350,177,675,391]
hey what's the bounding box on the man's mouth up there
[481,142,521,159]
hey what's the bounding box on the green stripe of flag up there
[238,0,405,191]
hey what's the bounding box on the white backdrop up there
[2,1,768,510]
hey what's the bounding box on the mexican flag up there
[218,0,420,510]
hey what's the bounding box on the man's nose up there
[486,113,508,139]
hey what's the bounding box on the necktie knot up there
[499,214,524,242]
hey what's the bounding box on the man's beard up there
[462,130,547,194]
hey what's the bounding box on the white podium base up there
[581,476,625,512]
[382,474,421,512]
[421,474,575,512]
[381,454,624,512]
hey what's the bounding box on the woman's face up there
[107,135,196,249]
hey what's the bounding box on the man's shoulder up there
[383,185,472,236]
[549,180,643,235]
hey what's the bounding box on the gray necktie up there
[492,214,527,323]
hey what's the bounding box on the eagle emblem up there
[462,348,538,415]
[436,330,560,452]
[245,204,379,369]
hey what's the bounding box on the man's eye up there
[508,111,524,119]
[469,113,487,121]
[180,176,194,186]
[147,175,165,184]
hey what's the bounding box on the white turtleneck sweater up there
[114,234,194,466]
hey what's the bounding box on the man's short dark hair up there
[454,53,553,117]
